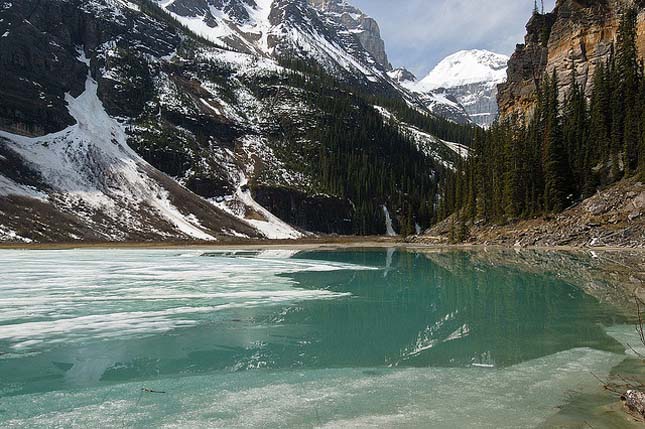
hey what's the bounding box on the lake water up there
[0,248,641,428]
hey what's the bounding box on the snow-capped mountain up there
[0,0,466,243]
[158,0,392,84]
[416,50,509,91]
[307,0,392,70]
[411,50,509,127]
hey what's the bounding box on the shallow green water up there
[0,248,636,428]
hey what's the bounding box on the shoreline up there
[1,237,645,253]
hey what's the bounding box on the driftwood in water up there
[621,390,645,421]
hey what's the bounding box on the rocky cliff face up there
[498,0,645,119]
[307,0,392,70]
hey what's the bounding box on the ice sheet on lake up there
[0,249,370,352]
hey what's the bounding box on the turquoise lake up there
[0,248,641,428]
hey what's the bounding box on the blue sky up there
[351,0,557,78]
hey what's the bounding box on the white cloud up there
[352,0,557,77]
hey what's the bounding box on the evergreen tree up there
[616,7,641,173]
[542,71,570,212]
[589,62,610,171]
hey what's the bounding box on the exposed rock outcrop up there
[307,0,392,70]
[498,0,645,119]
[0,1,88,136]
[387,67,416,84]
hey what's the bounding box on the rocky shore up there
[420,178,645,249]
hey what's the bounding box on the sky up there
[351,0,557,78]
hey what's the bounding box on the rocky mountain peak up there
[306,0,392,70]
[156,0,394,83]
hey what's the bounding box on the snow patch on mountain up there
[214,176,304,239]
[1,75,220,240]
[0,224,33,243]
[387,67,416,85]
[0,175,47,201]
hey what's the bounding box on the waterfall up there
[382,206,397,236]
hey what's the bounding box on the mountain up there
[413,50,509,128]
[388,68,472,125]
[387,67,416,84]
[307,0,392,70]
[417,50,508,91]
[498,0,645,120]
[0,0,472,243]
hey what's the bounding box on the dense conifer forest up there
[441,6,645,240]
[258,57,478,235]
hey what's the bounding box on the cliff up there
[306,0,392,70]
[498,0,645,119]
